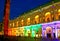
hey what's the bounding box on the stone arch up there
[35,15,40,24]
[46,26,52,38]
[27,18,31,25]
[45,12,51,22]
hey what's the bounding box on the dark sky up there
[0,0,51,22]
[0,0,5,22]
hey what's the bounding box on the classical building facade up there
[7,2,60,38]
[9,2,60,28]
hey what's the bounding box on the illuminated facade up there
[7,1,60,38]
[8,24,42,37]
[42,21,60,38]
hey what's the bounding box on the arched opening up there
[45,12,51,22]
[35,15,39,24]
[46,26,52,38]
[21,20,24,26]
[27,29,31,37]
[9,23,11,28]
[13,22,14,27]
[16,21,18,27]
[27,18,30,25]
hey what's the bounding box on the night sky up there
[0,0,5,22]
[0,0,51,22]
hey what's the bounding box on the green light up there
[24,24,42,37]
[31,24,42,33]
[31,31,35,37]
[31,24,42,37]
[24,26,31,36]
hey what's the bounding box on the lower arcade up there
[8,21,60,38]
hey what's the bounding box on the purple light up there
[42,21,60,38]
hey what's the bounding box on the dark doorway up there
[52,17,54,21]
[47,33,51,38]
[53,33,56,38]
[47,18,50,22]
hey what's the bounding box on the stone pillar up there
[4,0,10,36]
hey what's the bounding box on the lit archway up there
[27,18,30,25]
[35,15,39,24]
[21,20,24,26]
[45,12,51,22]
[13,22,14,27]
[46,26,52,33]
[46,26,52,38]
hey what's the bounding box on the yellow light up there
[35,15,39,19]
[46,26,52,33]
[17,21,18,24]
[27,18,30,20]
[21,34,23,36]
[39,34,40,37]
[36,34,38,37]
[58,29,60,37]
[17,21,18,26]
[41,34,42,36]
[35,15,39,24]
[21,20,24,22]
[46,26,51,30]
[20,27,24,34]
[45,12,51,16]
[16,30,19,36]
[10,24,11,26]
[27,18,30,24]
[13,23,14,27]
[58,9,60,12]
[21,20,24,26]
